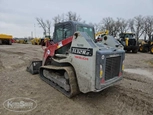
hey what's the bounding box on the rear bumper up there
[94,76,122,92]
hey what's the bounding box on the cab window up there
[54,24,73,42]
[77,25,95,39]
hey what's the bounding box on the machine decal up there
[71,47,93,56]
[74,55,88,60]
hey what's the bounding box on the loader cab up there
[119,33,138,53]
[53,21,95,54]
[119,33,135,39]
[53,21,95,42]
[119,33,137,45]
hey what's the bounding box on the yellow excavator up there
[15,38,28,44]
[0,34,13,45]
[31,37,50,45]
[95,30,109,39]
[31,38,41,45]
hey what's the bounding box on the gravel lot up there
[0,43,153,115]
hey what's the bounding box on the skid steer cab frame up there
[27,21,125,97]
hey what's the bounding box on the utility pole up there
[34,24,36,38]
[31,31,33,38]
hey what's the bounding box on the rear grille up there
[105,56,121,81]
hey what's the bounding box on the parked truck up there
[0,34,13,45]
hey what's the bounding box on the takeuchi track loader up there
[27,21,125,98]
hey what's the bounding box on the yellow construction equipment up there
[0,34,13,45]
[118,33,138,53]
[15,38,28,44]
[31,38,41,45]
[31,37,50,45]
[139,39,153,54]
[95,30,109,39]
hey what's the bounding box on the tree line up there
[36,11,153,41]
[95,15,153,41]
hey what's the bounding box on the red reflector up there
[101,78,105,83]
[119,72,122,77]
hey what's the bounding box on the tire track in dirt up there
[0,49,39,70]
[123,71,153,84]
[0,54,4,70]
[0,49,25,55]
[114,85,153,115]
[72,71,153,115]
[113,71,153,115]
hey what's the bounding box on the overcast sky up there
[0,0,153,38]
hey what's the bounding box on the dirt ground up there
[0,43,153,115]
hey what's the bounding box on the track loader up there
[27,21,125,97]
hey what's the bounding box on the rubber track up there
[39,65,80,98]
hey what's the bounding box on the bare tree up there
[53,11,82,24]
[117,18,129,33]
[46,20,52,38]
[100,17,114,31]
[61,13,65,22]
[144,16,153,41]
[52,15,63,24]
[66,11,81,21]
[36,18,47,36]
[128,15,144,40]
[128,19,134,32]
[36,18,52,37]
[100,17,120,37]
[112,21,120,37]
[93,23,100,33]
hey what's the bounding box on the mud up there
[0,44,153,115]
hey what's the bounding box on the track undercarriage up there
[39,65,79,97]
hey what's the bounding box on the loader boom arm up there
[43,36,73,65]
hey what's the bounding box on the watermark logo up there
[3,97,37,112]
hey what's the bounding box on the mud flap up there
[26,60,42,74]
